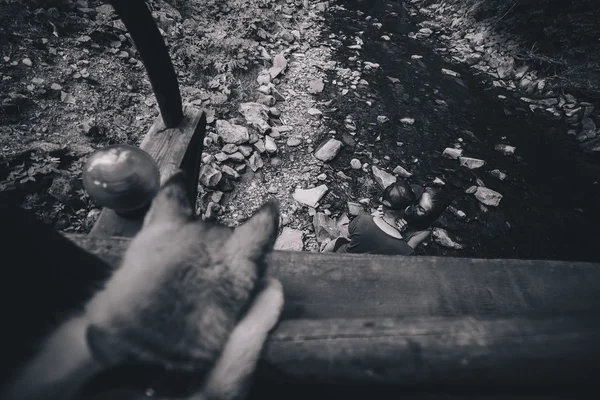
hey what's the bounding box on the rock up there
[215,120,249,145]
[287,137,302,147]
[269,107,281,117]
[274,227,304,251]
[432,177,445,185]
[258,94,276,107]
[497,60,515,80]
[307,108,322,116]
[215,152,229,163]
[249,151,264,171]
[268,184,278,194]
[347,201,364,217]
[314,138,342,162]
[459,157,486,169]
[308,78,324,94]
[417,28,432,38]
[442,147,462,159]
[268,127,281,139]
[465,53,482,66]
[270,157,282,167]
[337,171,352,181]
[293,185,328,208]
[50,83,62,90]
[257,73,271,85]
[228,152,245,162]
[239,102,271,134]
[494,144,516,155]
[377,115,389,124]
[432,228,464,250]
[350,158,362,169]
[448,206,466,219]
[317,173,327,181]
[400,117,415,125]
[238,145,253,157]
[199,165,222,188]
[211,191,223,203]
[441,68,460,77]
[254,139,266,154]
[489,169,507,181]
[257,85,271,95]
[221,165,240,180]
[269,51,288,79]
[217,177,235,193]
[264,135,277,154]
[203,202,221,221]
[22,58,33,67]
[372,165,396,190]
[392,165,412,178]
[474,187,503,207]
[222,143,238,154]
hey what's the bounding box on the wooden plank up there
[260,315,600,389]
[89,107,206,238]
[109,0,183,127]
[65,234,600,320]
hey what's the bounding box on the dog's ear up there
[228,199,280,263]
[142,170,194,227]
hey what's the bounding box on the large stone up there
[221,165,240,180]
[274,227,304,251]
[494,144,516,155]
[474,187,502,207]
[372,165,396,190]
[239,102,271,134]
[442,147,462,159]
[350,158,362,169]
[264,135,278,154]
[199,164,222,188]
[293,185,328,208]
[249,151,264,172]
[459,157,486,169]
[215,120,249,145]
[314,138,342,162]
[393,165,412,178]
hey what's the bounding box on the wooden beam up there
[89,107,206,238]
[262,315,600,389]
[109,0,183,127]
[56,233,600,390]
[65,234,600,320]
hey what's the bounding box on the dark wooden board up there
[65,234,600,320]
[89,107,206,238]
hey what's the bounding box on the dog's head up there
[84,170,280,373]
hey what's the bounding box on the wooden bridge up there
[27,0,600,398]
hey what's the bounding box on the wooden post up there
[89,107,206,238]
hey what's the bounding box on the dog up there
[2,170,284,400]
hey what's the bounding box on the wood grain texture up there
[89,107,206,238]
[65,234,600,320]
[262,315,600,387]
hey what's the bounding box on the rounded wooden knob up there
[82,144,161,214]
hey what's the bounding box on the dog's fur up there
[2,171,284,400]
